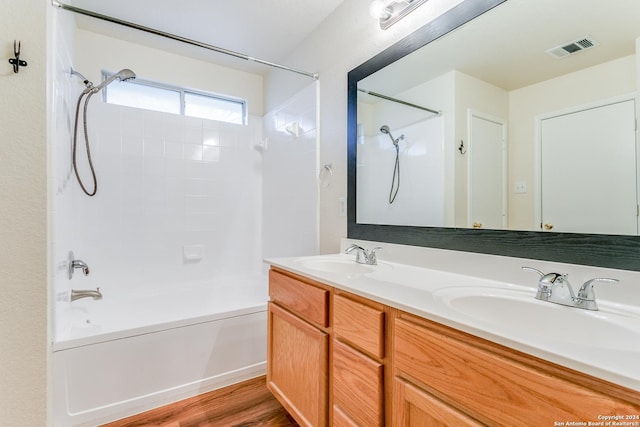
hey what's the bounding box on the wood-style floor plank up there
[101,376,299,427]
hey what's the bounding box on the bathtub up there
[52,276,268,427]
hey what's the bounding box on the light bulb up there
[369,0,386,18]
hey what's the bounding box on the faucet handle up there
[368,247,383,265]
[576,278,618,310]
[521,266,544,278]
[345,244,367,263]
[522,267,567,297]
[345,243,364,252]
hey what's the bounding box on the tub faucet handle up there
[68,251,90,279]
[72,260,90,276]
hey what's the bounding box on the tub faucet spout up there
[71,287,102,302]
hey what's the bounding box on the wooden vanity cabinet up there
[332,292,386,427]
[267,267,640,426]
[267,269,330,427]
[393,311,640,425]
[393,377,483,426]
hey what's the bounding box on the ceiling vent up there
[545,36,599,59]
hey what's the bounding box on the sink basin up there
[295,255,391,277]
[433,286,640,352]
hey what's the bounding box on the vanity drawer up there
[394,315,639,425]
[333,340,384,427]
[269,269,329,327]
[334,293,385,358]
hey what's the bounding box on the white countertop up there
[265,252,640,392]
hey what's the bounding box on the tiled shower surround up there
[55,100,264,296]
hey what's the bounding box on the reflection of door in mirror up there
[468,111,507,230]
[539,98,638,235]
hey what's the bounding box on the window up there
[102,71,247,125]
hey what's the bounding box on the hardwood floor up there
[101,376,299,427]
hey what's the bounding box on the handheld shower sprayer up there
[380,125,403,204]
[380,125,404,147]
[72,68,137,94]
[94,69,136,91]
[70,68,137,196]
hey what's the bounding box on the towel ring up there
[319,164,333,187]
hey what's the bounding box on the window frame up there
[101,70,248,125]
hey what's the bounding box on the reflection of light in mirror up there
[369,0,387,19]
[403,140,427,157]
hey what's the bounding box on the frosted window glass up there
[106,81,181,114]
[185,92,244,124]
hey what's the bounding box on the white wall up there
[0,0,48,425]
[454,71,509,227]
[265,0,466,253]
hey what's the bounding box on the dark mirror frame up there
[347,0,640,271]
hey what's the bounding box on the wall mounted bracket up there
[8,40,27,73]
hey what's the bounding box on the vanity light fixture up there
[370,0,429,30]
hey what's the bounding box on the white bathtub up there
[52,277,268,427]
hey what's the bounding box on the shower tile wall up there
[56,100,263,297]
[262,82,319,259]
[50,8,77,334]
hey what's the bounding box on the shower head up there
[380,124,403,147]
[93,69,137,91]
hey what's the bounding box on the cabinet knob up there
[473,222,482,229]
[544,223,554,230]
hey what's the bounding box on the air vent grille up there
[545,36,599,59]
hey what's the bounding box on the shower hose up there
[72,89,98,196]
[389,143,400,204]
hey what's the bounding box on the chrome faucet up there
[68,251,90,279]
[71,287,102,302]
[522,267,617,311]
[345,244,382,265]
[575,277,619,310]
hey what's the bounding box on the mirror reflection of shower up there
[380,125,404,204]
[70,68,136,196]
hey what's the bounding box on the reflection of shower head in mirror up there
[380,125,404,147]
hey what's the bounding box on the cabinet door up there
[393,378,483,427]
[394,316,640,424]
[333,340,384,426]
[267,302,329,427]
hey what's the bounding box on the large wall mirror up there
[347,0,640,271]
